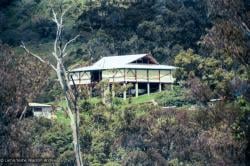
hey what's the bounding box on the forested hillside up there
[0,0,210,64]
[0,0,249,165]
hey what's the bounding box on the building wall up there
[148,70,159,82]
[102,69,125,82]
[102,69,174,83]
[33,107,52,119]
[70,68,175,85]
[126,69,174,83]
[136,70,147,82]
[126,69,136,82]
[160,70,174,83]
[69,71,91,85]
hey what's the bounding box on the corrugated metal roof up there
[29,103,52,107]
[71,64,176,72]
[93,54,148,68]
[70,54,176,72]
[123,64,177,70]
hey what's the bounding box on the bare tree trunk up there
[70,75,82,166]
[56,59,83,166]
[21,8,83,166]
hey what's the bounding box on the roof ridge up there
[101,53,148,58]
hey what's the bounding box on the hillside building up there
[69,53,176,99]
[28,103,53,119]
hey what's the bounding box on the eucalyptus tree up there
[20,8,83,166]
[203,0,250,68]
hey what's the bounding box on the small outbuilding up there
[28,103,53,119]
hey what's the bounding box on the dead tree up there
[20,8,83,166]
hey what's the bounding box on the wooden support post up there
[78,72,81,85]
[124,69,126,82]
[147,69,150,96]
[159,83,162,92]
[107,83,110,92]
[111,84,115,98]
[123,83,126,100]
[135,82,138,98]
[147,83,150,96]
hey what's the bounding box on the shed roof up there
[70,53,176,72]
[29,103,52,107]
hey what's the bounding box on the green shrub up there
[80,100,94,112]
[58,150,75,166]
[155,86,194,107]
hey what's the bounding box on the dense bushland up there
[0,0,249,165]
[1,96,247,165]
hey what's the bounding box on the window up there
[34,107,42,112]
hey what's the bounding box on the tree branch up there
[52,9,59,25]
[52,9,60,59]
[241,21,250,34]
[20,42,57,71]
[19,105,27,120]
[52,7,78,58]
[61,6,71,25]
[62,35,80,54]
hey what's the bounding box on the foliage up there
[27,95,246,165]
[155,86,194,107]
[202,0,250,68]
[0,0,210,65]
[186,77,213,105]
[174,49,244,100]
[0,84,248,165]
[76,0,209,63]
[36,76,63,102]
[174,49,203,82]
[0,0,83,44]
[41,123,73,156]
[0,43,49,116]
[0,116,56,159]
